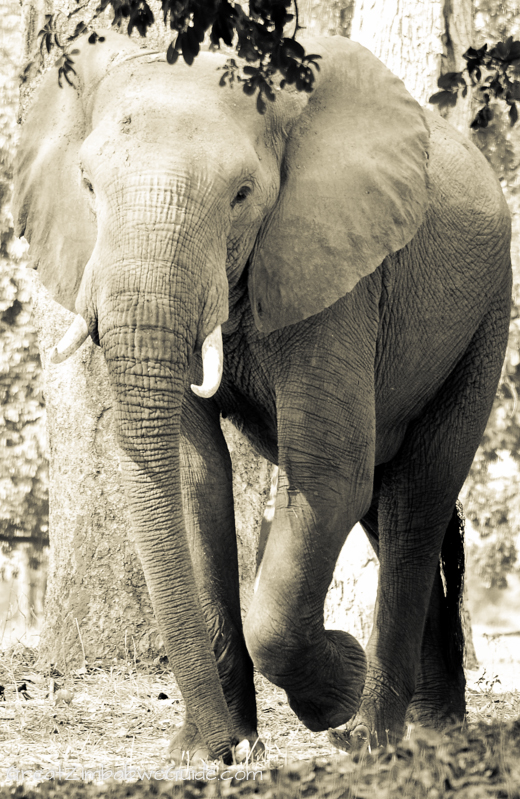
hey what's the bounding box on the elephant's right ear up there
[13,31,139,311]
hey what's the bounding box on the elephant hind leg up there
[360,501,466,731]
[406,502,466,728]
[349,297,509,747]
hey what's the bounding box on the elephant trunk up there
[95,275,233,760]
[52,317,223,397]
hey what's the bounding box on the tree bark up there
[28,275,271,667]
[298,0,355,36]
[350,0,474,129]
[20,0,476,671]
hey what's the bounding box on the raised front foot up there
[246,619,367,734]
[285,631,367,731]
[168,718,265,766]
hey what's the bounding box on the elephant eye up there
[82,174,94,195]
[231,185,251,208]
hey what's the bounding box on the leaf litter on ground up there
[1,646,520,797]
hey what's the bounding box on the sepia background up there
[1,0,520,688]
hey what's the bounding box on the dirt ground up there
[0,645,520,797]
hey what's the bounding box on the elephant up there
[14,30,512,762]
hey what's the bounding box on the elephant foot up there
[406,663,466,731]
[329,684,408,753]
[285,630,367,732]
[406,695,465,731]
[168,719,265,766]
[327,717,396,754]
[329,668,466,754]
[327,724,373,754]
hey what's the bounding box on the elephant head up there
[14,31,429,759]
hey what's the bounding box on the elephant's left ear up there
[249,37,430,333]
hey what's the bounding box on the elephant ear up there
[13,31,140,312]
[249,36,430,333]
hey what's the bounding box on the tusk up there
[50,315,90,364]
[191,325,223,399]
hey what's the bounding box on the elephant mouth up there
[51,314,224,399]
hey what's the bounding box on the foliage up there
[429,2,520,132]
[430,39,520,128]
[1,643,520,795]
[460,1,520,589]
[32,0,322,113]
[0,0,48,548]
[0,258,49,546]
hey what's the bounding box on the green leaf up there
[72,22,87,38]
[470,105,494,129]
[242,77,258,95]
[281,37,304,60]
[186,26,201,58]
[180,32,194,66]
[256,90,266,114]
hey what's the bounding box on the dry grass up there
[0,646,340,773]
[1,646,520,797]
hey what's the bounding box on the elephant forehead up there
[82,106,263,185]
[87,70,274,176]
[91,59,267,139]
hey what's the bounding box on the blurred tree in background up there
[461,0,520,589]
[2,0,520,610]
[0,0,48,551]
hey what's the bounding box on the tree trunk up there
[20,0,476,671]
[220,419,272,616]
[28,275,271,668]
[298,0,355,36]
[350,0,473,127]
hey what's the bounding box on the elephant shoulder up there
[422,109,511,245]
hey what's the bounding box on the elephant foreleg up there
[244,470,369,732]
[243,360,377,732]
[170,395,259,762]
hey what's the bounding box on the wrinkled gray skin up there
[15,31,512,763]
